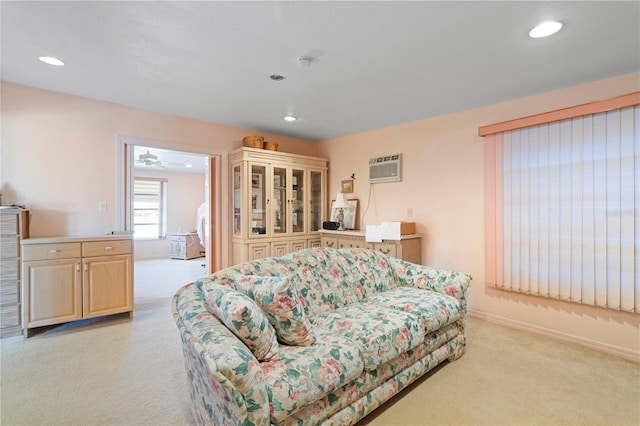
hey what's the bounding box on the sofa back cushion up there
[337,248,397,294]
[281,247,397,316]
[200,282,279,361]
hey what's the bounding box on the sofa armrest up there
[388,257,472,311]
[172,283,270,426]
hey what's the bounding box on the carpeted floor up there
[1,258,638,426]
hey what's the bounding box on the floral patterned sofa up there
[172,247,471,426]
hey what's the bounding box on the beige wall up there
[0,82,319,239]
[2,75,639,359]
[317,73,640,360]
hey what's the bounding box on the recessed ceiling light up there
[529,21,563,38]
[39,56,65,66]
[270,74,286,81]
[283,115,297,122]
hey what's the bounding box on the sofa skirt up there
[281,324,466,425]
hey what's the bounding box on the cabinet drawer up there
[0,214,18,234]
[321,237,338,249]
[22,242,82,261]
[338,237,374,250]
[0,235,18,259]
[373,243,397,258]
[83,240,132,257]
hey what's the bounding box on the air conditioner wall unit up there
[369,153,401,183]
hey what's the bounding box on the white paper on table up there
[379,221,401,240]
[365,225,383,242]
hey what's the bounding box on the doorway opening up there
[117,135,229,283]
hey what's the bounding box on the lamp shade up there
[333,192,351,209]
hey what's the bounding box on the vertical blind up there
[490,105,638,313]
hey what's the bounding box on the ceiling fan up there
[136,150,162,166]
[135,150,192,169]
[134,147,198,172]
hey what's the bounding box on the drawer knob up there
[104,246,113,250]
[48,249,60,253]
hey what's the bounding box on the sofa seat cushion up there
[366,287,462,334]
[310,303,423,371]
[260,331,364,424]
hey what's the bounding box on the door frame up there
[116,135,230,273]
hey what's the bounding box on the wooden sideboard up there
[21,235,133,337]
[318,230,422,264]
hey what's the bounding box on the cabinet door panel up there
[291,168,305,235]
[24,259,82,327]
[291,240,307,252]
[272,166,287,236]
[248,243,270,261]
[309,170,325,233]
[83,255,132,318]
[309,239,322,248]
[271,241,289,258]
[251,164,268,237]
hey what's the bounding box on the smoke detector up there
[297,56,312,69]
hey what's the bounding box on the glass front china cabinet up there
[232,147,327,263]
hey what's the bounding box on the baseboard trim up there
[468,309,640,364]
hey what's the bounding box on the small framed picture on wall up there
[341,179,354,193]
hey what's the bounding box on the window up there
[483,95,639,313]
[133,178,167,239]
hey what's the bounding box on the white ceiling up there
[2,1,639,142]
[133,145,207,174]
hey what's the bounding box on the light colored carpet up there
[1,258,639,426]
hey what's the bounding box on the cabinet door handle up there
[83,262,88,272]
[48,249,60,253]
[76,263,81,272]
[104,246,113,250]
[327,242,334,247]
[379,248,391,255]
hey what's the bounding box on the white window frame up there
[133,177,167,240]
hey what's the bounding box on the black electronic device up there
[322,221,340,230]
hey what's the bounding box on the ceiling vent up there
[369,154,401,183]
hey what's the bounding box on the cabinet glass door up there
[292,168,305,234]
[309,170,323,232]
[233,165,241,236]
[272,167,287,235]
[251,165,267,236]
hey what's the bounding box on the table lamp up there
[333,192,352,231]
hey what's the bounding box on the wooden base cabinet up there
[319,230,422,264]
[21,235,133,337]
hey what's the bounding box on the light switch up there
[98,201,107,213]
